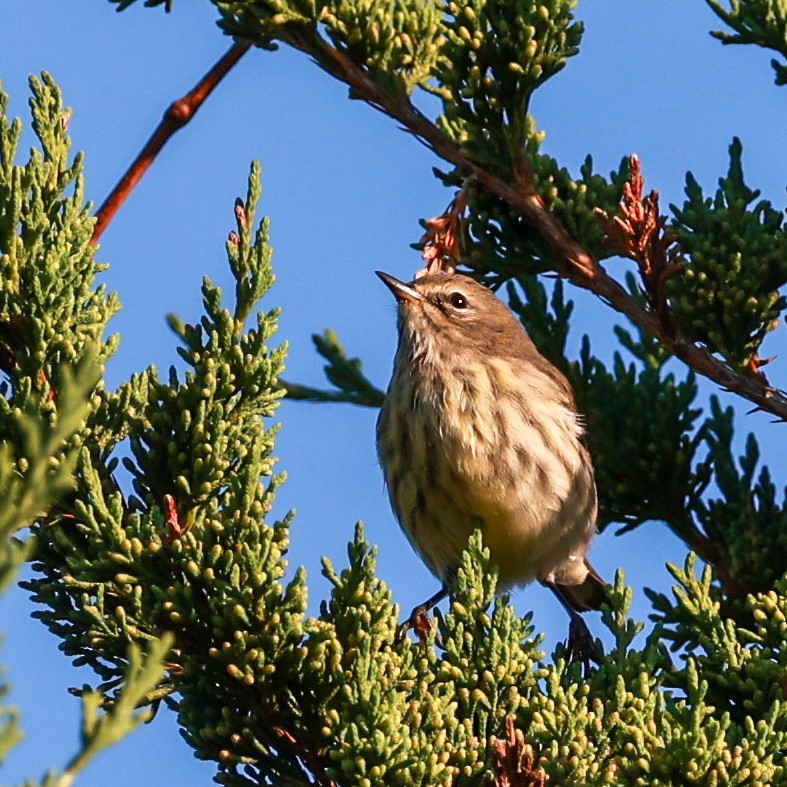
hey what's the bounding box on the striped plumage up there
[376,271,606,613]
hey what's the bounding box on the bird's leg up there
[397,585,449,642]
[541,579,601,676]
[566,613,596,677]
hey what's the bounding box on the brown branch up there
[294,37,787,423]
[664,510,749,596]
[673,523,720,570]
[91,41,251,244]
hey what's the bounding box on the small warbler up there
[376,271,607,643]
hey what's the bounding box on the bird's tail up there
[553,559,609,613]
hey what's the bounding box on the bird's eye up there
[448,292,469,310]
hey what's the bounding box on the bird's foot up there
[396,586,449,643]
[565,613,603,677]
[396,603,433,643]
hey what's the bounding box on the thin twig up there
[667,510,746,597]
[91,41,251,243]
[291,36,787,423]
[272,724,338,787]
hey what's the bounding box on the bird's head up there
[376,271,535,360]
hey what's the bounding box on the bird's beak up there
[376,271,423,303]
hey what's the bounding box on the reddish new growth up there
[164,493,185,539]
[595,155,682,335]
[417,190,468,278]
[234,198,247,229]
[38,369,56,403]
[491,716,544,787]
[748,352,775,377]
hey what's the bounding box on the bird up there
[375,269,607,654]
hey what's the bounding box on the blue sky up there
[2,1,786,784]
